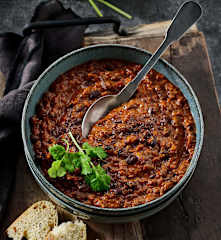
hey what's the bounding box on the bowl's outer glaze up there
[22,44,204,222]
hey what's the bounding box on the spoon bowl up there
[82,95,118,137]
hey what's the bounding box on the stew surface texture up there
[31,59,196,208]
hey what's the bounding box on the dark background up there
[0,0,220,103]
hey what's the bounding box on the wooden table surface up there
[1,21,221,240]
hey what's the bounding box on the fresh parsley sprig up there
[47,131,110,192]
[85,163,111,192]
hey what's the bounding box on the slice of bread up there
[6,201,58,240]
[46,220,86,240]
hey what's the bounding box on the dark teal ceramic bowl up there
[22,44,204,223]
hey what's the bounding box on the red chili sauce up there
[31,59,196,208]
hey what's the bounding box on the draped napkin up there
[0,0,86,221]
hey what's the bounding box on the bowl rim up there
[22,43,204,213]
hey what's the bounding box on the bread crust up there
[6,201,58,240]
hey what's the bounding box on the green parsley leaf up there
[71,152,82,169]
[57,166,67,177]
[82,142,107,159]
[48,160,66,178]
[82,142,96,158]
[49,144,65,161]
[48,166,57,178]
[62,152,81,173]
[85,164,110,192]
[62,153,74,173]
[94,146,107,159]
[79,153,92,175]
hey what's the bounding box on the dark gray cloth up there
[0,0,86,221]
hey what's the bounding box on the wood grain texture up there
[0,155,48,237]
[84,20,197,45]
[1,21,218,240]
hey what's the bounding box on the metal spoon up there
[82,1,202,137]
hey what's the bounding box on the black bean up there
[110,182,117,188]
[89,90,101,99]
[30,135,38,143]
[73,118,82,125]
[79,183,88,190]
[149,174,155,179]
[162,154,170,161]
[68,103,74,108]
[114,120,122,124]
[127,104,138,110]
[148,107,154,114]
[104,145,111,150]
[118,150,128,158]
[160,117,167,126]
[105,64,114,71]
[126,155,138,165]
[75,104,86,112]
[188,125,194,131]
[127,182,136,189]
[114,189,122,195]
[144,132,152,139]
[149,137,157,148]
[117,150,122,156]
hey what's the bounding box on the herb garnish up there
[47,131,111,192]
[88,0,132,19]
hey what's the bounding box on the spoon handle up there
[117,1,202,103]
[117,38,169,102]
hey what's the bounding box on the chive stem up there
[96,0,132,19]
[89,0,103,17]
[68,131,84,153]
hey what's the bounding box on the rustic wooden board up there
[1,21,219,240]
